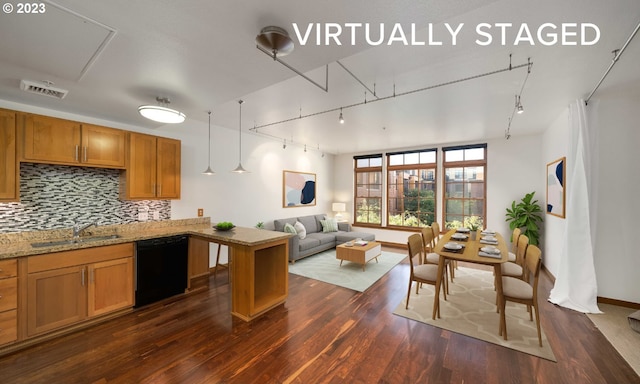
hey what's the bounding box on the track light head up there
[339,108,345,124]
[517,104,524,114]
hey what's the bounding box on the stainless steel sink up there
[31,234,122,248]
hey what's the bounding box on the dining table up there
[431,229,510,321]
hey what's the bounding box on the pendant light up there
[231,100,249,173]
[202,111,215,175]
[138,97,186,124]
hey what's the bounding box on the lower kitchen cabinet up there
[25,243,134,337]
[0,259,17,346]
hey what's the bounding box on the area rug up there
[288,249,405,292]
[587,303,640,376]
[393,267,557,361]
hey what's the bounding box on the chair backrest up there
[511,227,522,253]
[524,244,542,297]
[407,233,424,274]
[516,234,529,266]
[420,227,434,253]
[431,222,441,245]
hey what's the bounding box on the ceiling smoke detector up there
[20,80,69,100]
[256,26,294,59]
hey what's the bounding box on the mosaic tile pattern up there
[0,163,170,234]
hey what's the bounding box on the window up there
[354,154,383,225]
[387,149,437,228]
[443,144,487,230]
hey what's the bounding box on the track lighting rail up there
[256,45,329,92]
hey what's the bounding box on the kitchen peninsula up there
[0,218,291,355]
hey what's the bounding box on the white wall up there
[542,91,640,304]
[541,110,570,276]
[332,135,542,246]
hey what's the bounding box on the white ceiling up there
[0,0,638,154]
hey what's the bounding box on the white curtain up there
[548,99,601,313]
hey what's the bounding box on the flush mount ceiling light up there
[138,97,186,124]
[256,26,294,59]
[231,100,249,173]
[202,111,215,176]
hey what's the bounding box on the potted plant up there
[505,191,544,245]
[255,222,264,229]
[465,216,481,240]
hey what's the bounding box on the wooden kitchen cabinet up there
[0,259,18,346]
[121,132,181,199]
[25,243,134,337]
[0,109,18,201]
[188,237,210,292]
[19,113,126,168]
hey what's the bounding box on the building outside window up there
[354,154,383,225]
[442,144,487,230]
[387,149,437,228]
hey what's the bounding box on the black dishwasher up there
[135,235,189,308]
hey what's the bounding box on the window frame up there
[353,154,383,227]
[386,148,437,229]
[442,144,487,230]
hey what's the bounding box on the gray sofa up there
[266,214,376,262]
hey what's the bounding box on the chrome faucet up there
[73,220,97,238]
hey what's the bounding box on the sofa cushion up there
[320,218,339,232]
[306,232,336,246]
[298,237,321,252]
[294,221,307,239]
[335,231,376,243]
[283,223,297,235]
[297,215,319,234]
[274,217,297,232]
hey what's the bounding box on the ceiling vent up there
[20,80,69,100]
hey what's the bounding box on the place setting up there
[479,234,498,245]
[442,241,465,253]
[479,245,502,259]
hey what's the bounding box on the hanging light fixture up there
[231,100,249,173]
[138,97,186,124]
[516,95,524,114]
[202,111,215,175]
[338,107,345,124]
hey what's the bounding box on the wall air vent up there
[20,80,69,100]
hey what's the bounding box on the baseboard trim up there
[597,297,640,309]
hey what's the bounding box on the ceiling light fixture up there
[516,95,524,114]
[202,111,215,176]
[255,26,295,59]
[138,97,186,124]
[231,100,249,173]
[283,139,287,149]
[339,108,345,124]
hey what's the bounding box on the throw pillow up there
[320,218,339,233]
[283,222,297,235]
[294,221,307,239]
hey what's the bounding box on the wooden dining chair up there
[422,226,451,294]
[508,227,522,262]
[501,234,529,280]
[499,244,543,346]
[406,233,445,315]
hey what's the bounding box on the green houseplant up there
[505,191,544,245]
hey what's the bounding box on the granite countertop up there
[0,218,292,260]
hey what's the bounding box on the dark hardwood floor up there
[1,250,638,384]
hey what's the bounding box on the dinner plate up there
[456,228,470,233]
[451,233,468,240]
[481,246,500,254]
[443,242,463,250]
[481,236,496,241]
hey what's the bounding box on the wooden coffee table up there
[336,241,381,271]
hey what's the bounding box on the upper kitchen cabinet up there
[18,114,126,169]
[121,133,181,200]
[0,109,18,201]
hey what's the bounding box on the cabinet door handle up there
[83,146,87,162]
[75,145,79,161]
[81,268,85,287]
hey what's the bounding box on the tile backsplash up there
[0,163,170,234]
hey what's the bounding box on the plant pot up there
[470,231,477,241]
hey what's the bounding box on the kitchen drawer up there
[0,277,17,312]
[0,259,17,279]
[0,309,17,346]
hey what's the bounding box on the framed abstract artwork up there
[283,170,316,207]
[546,157,566,218]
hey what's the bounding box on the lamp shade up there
[138,105,186,124]
[332,203,346,212]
